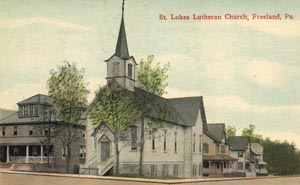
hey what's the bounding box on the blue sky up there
[0,0,299,148]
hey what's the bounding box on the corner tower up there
[105,0,136,91]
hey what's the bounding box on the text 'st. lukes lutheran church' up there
[83,1,205,178]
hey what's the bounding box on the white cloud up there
[243,60,300,88]
[243,60,282,87]
[0,17,93,31]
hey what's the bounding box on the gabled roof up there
[251,143,263,154]
[168,97,203,127]
[87,83,205,127]
[207,123,226,142]
[17,94,52,105]
[227,136,250,151]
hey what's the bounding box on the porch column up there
[6,146,9,163]
[26,145,29,163]
[40,145,43,164]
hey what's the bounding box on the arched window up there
[128,63,133,78]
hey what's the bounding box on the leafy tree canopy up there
[90,83,140,132]
[48,61,89,125]
[136,55,169,96]
[226,125,236,138]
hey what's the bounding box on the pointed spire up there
[115,0,129,59]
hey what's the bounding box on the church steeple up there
[105,0,136,91]
[115,0,129,59]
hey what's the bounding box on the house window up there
[19,106,24,117]
[173,164,178,176]
[163,130,167,152]
[162,164,168,177]
[29,126,33,136]
[203,162,209,168]
[13,126,18,136]
[131,127,137,150]
[174,132,177,153]
[29,105,33,116]
[94,136,97,150]
[238,162,243,170]
[29,146,41,156]
[193,133,196,153]
[82,130,85,138]
[62,146,68,158]
[199,135,203,153]
[1,127,5,136]
[80,145,86,158]
[24,106,28,117]
[152,133,155,150]
[203,143,209,153]
[216,162,220,169]
[221,144,226,153]
[150,165,157,177]
[13,147,20,156]
[43,145,53,157]
[34,105,38,116]
[128,63,133,78]
[216,144,219,153]
[238,151,244,158]
[44,128,49,136]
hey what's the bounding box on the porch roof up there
[0,137,47,145]
[203,154,238,161]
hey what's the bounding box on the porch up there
[203,154,237,177]
[0,145,53,164]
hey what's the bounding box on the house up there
[83,3,208,179]
[227,136,256,177]
[0,94,86,173]
[202,123,237,177]
[251,143,268,176]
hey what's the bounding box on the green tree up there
[47,61,89,173]
[262,139,300,175]
[135,55,170,176]
[226,125,236,138]
[89,83,140,176]
[241,124,263,143]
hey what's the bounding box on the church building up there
[83,1,207,178]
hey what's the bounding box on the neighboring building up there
[83,4,207,178]
[202,123,237,177]
[227,136,256,177]
[251,143,268,176]
[0,94,86,173]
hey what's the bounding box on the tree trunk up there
[138,113,145,176]
[66,143,71,173]
[114,132,120,176]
